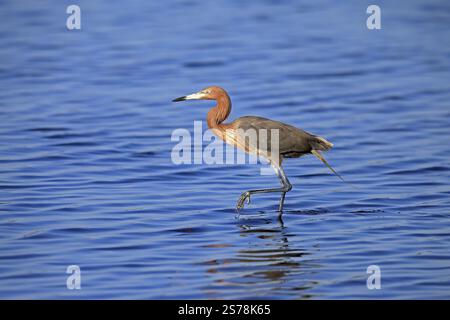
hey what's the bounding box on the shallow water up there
[1,0,450,299]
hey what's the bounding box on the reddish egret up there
[173,86,342,213]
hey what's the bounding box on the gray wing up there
[232,116,321,158]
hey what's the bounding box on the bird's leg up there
[237,187,286,210]
[279,192,286,213]
[277,165,292,214]
[236,164,292,212]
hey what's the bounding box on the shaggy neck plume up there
[206,93,232,129]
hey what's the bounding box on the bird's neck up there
[207,93,232,129]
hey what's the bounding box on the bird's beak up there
[172,91,204,102]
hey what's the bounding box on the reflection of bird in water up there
[173,86,343,214]
[200,216,315,298]
[236,217,300,281]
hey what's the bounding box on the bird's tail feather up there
[311,149,346,183]
[310,136,333,151]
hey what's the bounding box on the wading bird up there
[173,86,342,213]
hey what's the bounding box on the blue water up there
[1,0,450,299]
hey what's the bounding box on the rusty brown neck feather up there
[206,92,231,129]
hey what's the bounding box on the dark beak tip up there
[172,96,186,102]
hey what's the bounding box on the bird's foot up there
[236,191,251,210]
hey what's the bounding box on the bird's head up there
[172,86,227,102]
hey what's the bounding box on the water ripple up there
[0,0,449,299]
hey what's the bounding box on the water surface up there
[0,0,450,299]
